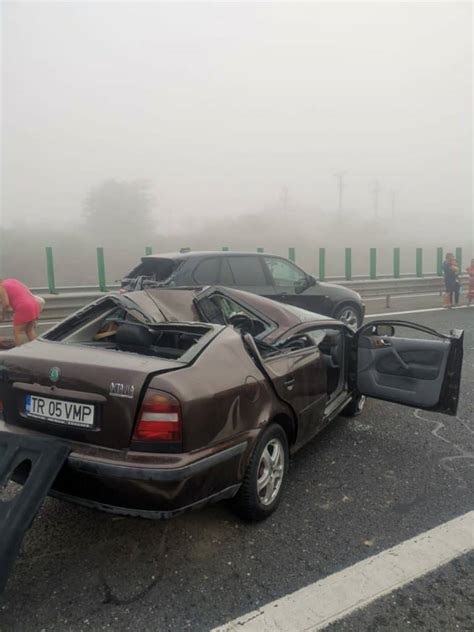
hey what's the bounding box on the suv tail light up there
[133,391,182,443]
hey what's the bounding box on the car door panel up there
[354,321,463,415]
[374,345,444,381]
[263,348,328,445]
[357,336,450,408]
[271,289,329,316]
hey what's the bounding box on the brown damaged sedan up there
[0,286,464,522]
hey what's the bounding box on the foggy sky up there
[2,2,472,237]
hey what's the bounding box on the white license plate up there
[25,394,95,428]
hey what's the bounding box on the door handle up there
[375,337,392,348]
[284,376,295,390]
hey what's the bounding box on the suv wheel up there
[333,303,362,330]
[232,424,289,521]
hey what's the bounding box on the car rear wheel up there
[333,303,362,330]
[232,424,289,521]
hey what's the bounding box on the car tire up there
[342,394,366,417]
[232,423,289,522]
[333,303,362,330]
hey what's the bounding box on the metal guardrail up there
[28,273,444,295]
[35,245,468,292]
[0,276,467,337]
[24,276,467,322]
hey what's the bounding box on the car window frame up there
[195,288,277,339]
[273,321,347,346]
[224,255,272,287]
[124,257,181,284]
[191,256,222,285]
[261,255,308,288]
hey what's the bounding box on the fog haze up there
[1,1,472,283]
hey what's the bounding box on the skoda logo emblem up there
[49,367,61,383]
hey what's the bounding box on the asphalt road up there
[327,552,474,631]
[1,307,473,631]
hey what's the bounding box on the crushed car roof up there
[128,286,334,336]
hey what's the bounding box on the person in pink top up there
[0,278,41,346]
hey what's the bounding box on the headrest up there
[115,323,154,348]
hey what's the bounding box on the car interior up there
[317,328,345,399]
[357,325,452,408]
[197,293,272,338]
[44,303,210,360]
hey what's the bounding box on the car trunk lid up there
[0,340,183,449]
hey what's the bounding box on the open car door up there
[352,321,463,415]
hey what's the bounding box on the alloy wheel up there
[337,307,360,330]
[257,438,285,506]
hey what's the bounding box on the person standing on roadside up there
[0,278,41,346]
[466,259,474,307]
[451,258,461,306]
[442,253,457,308]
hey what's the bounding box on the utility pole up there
[334,171,347,216]
[372,180,381,218]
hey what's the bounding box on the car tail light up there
[0,399,4,420]
[133,391,182,442]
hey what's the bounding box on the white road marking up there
[367,305,473,318]
[213,511,474,632]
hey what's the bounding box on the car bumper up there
[67,442,247,482]
[0,421,255,518]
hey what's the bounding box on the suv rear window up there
[124,258,178,283]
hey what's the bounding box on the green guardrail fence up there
[436,247,443,276]
[416,248,423,278]
[96,247,107,292]
[345,248,352,281]
[45,246,57,294]
[38,245,466,292]
[369,248,377,280]
[393,247,400,279]
[319,248,326,282]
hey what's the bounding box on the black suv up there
[121,251,365,328]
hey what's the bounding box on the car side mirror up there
[371,324,395,337]
[295,275,317,295]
